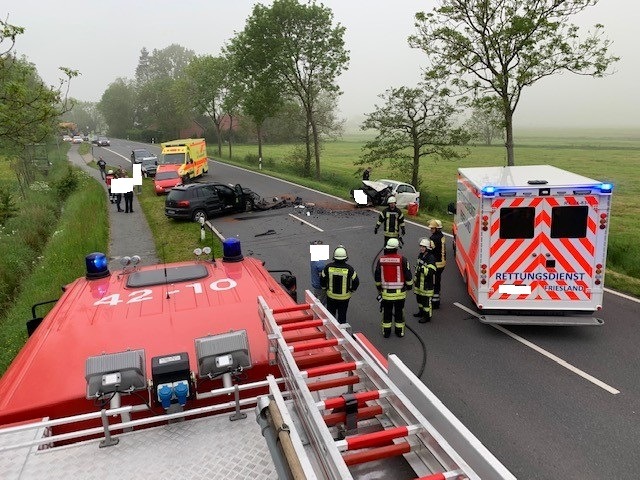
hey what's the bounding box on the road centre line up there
[454,302,620,395]
[288,214,324,232]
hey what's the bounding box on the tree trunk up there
[412,134,420,188]
[257,122,263,160]
[228,115,233,159]
[304,118,311,177]
[311,118,321,180]
[504,107,515,166]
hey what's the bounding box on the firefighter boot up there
[395,323,405,337]
[383,327,391,338]
[432,294,440,309]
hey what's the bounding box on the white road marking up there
[454,302,621,395]
[604,287,640,303]
[288,214,324,232]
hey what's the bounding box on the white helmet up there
[107,170,114,174]
[428,219,443,229]
[387,196,396,204]
[385,238,400,250]
[333,245,348,261]
[419,238,435,249]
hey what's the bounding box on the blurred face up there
[389,202,396,209]
[420,245,426,253]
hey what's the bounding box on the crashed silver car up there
[352,179,420,207]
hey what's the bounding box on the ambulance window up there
[499,207,534,239]
[551,206,588,238]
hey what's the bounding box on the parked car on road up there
[141,157,158,177]
[131,148,157,164]
[72,136,83,144]
[154,170,182,195]
[96,136,110,146]
[62,135,72,142]
[165,183,255,222]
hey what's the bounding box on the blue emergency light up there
[85,252,110,279]
[481,185,496,196]
[598,183,613,194]
[222,238,243,262]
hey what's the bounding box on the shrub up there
[0,188,18,225]
[53,166,79,200]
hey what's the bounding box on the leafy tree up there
[97,78,136,138]
[61,100,104,135]
[137,76,190,140]
[409,0,619,166]
[135,47,151,83]
[230,0,349,179]
[184,55,229,155]
[360,72,466,188]
[1,18,76,196]
[465,98,503,146]
[145,44,195,81]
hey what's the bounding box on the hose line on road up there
[370,245,428,379]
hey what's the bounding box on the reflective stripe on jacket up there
[430,230,446,268]
[320,262,359,300]
[375,254,413,300]
[376,208,405,237]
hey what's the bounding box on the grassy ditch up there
[0,169,109,373]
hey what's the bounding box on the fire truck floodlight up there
[195,330,252,382]
[85,349,147,398]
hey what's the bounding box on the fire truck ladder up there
[257,291,515,480]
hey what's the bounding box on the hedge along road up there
[107,140,640,479]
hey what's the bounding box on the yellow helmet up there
[428,219,442,229]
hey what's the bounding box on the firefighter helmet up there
[428,219,442,229]
[419,238,434,249]
[107,170,114,174]
[333,245,348,261]
[387,196,397,204]
[385,238,400,250]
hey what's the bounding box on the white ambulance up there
[453,165,613,325]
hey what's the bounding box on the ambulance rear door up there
[486,192,600,313]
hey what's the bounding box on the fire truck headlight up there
[85,252,110,279]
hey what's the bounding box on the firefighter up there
[374,196,405,248]
[413,238,437,323]
[429,219,446,308]
[320,246,359,324]
[105,169,115,203]
[374,238,413,337]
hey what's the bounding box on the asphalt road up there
[101,139,640,479]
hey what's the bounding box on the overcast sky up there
[5,0,639,129]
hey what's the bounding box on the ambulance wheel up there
[193,210,207,223]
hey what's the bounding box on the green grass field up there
[213,130,640,296]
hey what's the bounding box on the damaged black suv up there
[165,183,255,222]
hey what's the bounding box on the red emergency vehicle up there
[0,240,514,479]
[453,165,613,325]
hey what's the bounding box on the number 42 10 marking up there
[92,279,237,306]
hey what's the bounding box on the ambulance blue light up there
[223,238,243,262]
[482,186,496,196]
[599,183,613,193]
[85,252,110,279]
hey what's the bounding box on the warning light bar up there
[481,185,496,196]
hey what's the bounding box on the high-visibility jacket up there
[414,251,436,296]
[430,230,446,268]
[376,207,405,237]
[374,253,413,300]
[320,261,359,300]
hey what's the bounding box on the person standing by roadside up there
[105,169,115,203]
[413,239,437,323]
[428,219,446,308]
[123,172,134,213]
[374,197,405,249]
[310,240,328,305]
[321,245,359,324]
[113,168,123,212]
[97,157,107,180]
[362,166,372,181]
[374,238,413,337]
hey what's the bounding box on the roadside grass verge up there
[137,178,223,263]
[0,170,109,374]
[212,134,640,295]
